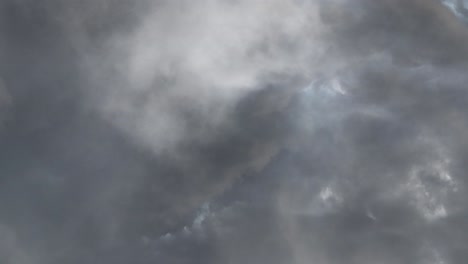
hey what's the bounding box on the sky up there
[1,0,468,263]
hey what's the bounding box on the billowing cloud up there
[1,0,468,263]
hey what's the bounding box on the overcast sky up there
[1,0,468,263]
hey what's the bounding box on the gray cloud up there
[1,0,468,263]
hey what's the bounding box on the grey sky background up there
[1,0,468,263]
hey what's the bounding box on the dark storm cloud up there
[1,0,468,263]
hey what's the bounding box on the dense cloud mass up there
[1,0,468,263]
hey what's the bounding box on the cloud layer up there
[1,0,468,263]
